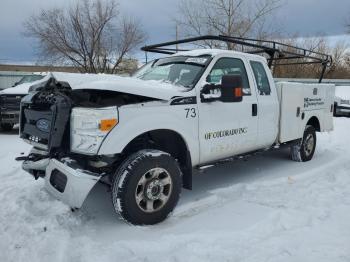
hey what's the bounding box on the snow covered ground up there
[1,118,350,262]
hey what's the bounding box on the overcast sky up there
[0,0,349,63]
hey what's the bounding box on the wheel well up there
[122,129,192,190]
[307,116,320,132]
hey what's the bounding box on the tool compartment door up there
[276,82,304,143]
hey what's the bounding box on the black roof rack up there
[141,35,332,83]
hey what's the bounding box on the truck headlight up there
[70,107,118,155]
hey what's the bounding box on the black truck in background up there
[0,74,45,131]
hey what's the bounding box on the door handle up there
[252,104,258,116]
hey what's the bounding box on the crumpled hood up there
[37,72,189,101]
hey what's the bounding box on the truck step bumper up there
[45,159,101,208]
[22,157,101,208]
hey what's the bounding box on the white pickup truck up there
[18,36,335,225]
[334,86,350,117]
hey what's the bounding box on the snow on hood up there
[40,72,189,101]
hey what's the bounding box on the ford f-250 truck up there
[17,36,335,225]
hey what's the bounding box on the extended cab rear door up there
[196,54,259,164]
[247,59,279,148]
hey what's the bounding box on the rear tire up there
[291,125,316,162]
[1,123,14,131]
[111,149,182,225]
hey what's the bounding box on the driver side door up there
[197,55,258,164]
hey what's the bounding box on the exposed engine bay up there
[71,89,156,107]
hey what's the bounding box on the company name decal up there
[205,127,248,140]
[304,98,324,108]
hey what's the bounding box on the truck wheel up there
[1,123,14,131]
[111,149,182,225]
[291,125,316,162]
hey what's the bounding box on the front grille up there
[21,108,53,146]
[0,95,24,111]
[19,91,72,154]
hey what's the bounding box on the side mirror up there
[220,75,243,103]
[200,75,243,103]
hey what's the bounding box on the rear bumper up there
[22,157,101,208]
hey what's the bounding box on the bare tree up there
[24,0,146,74]
[326,41,350,79]
[176,0,282,49]
[273,36,350,79]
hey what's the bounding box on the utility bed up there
[276,82,335,143]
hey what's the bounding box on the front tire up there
[1,123,14,131]
[291,125,316,162]
[111,149,182,225]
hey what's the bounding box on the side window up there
[207,58,251,96]
[250,61,271,95]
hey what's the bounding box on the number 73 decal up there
[185,108,197,118]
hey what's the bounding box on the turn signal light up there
[99,119,118,132]
[235,87,243,97]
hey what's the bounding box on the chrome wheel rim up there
[135,167,173,213]
[304,134,315,156]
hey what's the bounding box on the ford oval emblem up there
[36,119,50,133]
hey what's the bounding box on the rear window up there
[250,61,271,95]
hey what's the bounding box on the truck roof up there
[172,48,268,63]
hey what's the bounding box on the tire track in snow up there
[173,153,350,220]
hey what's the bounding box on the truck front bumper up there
[22,157,102,208]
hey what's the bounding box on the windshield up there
[133,55,211,88]
[16,75,45,86]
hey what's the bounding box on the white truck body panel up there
[196,53,259,163]
[246,57,279,149]
[94,57,335,167]
[276,82,335,143]
[99,97,201,166]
